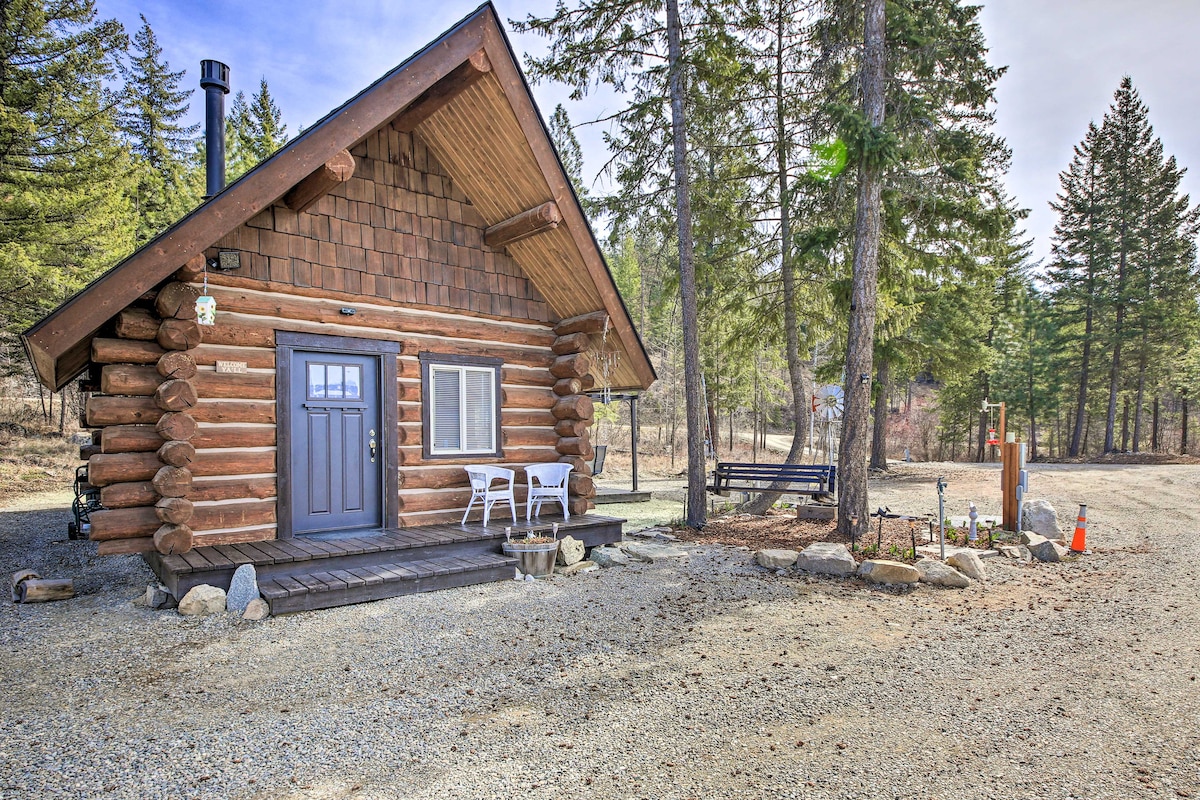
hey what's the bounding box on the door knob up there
[369,438,377,463]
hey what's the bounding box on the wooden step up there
[258,553,518,614]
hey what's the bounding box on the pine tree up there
[0,0,134,355]
[227,79,288,181]
[119,14,199,244]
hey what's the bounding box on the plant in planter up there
[502,524,561,578]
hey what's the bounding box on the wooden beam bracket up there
[391,49,491,133]
[484,202,561,249]
[284,150,356,213]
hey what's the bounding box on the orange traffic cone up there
[1070,503,1089,554]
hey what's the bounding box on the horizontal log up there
[502,386,556,410]
[397,424,421,446]
[397,488,477,514]
[156,497,194,524]
[550,352,591,380]
[192,426,275,449]
[284,149,356,213]
[93,501,277,539]
[553,378,582,396]
[552,332,591,355]
[191,401,276,424]
[568,497,590,516]
[502,427,559,448]
[192,527,276,547]
[90,506,159,540]
[190,450,276,477]
[157,440,196,467]
[157,318,202,351]
[157,351,198,380]
[154,523,193,555]
[175,254,206,282]
[193,319,275,348]
[101,364,161,396]
[552,395,594,421]
[89,452,162,486]
[93,338,165,365]
[568,474,596,498]
[395,446,558,467]
[554,311,609,336]
[155,379,198,412]
[15,578,75,603]
[191,344,275,370]
[554,419,590,438]
[156,412,198,442]
[558,455,592,476]
[155,282,201,320]
[86,396,162,426]
[503,410,556,427]
[556,437,595,459]
[484,201,561,249]
[190,476,276,502]
[502,366,556,388]
[79,444,102,459]
[205,288,556,351]
[99,481,157,509]
[153,466,192,498]
[100,474,277,506]
[194,371,274,400]
[97,538,156,555]
[100,425,162,454]
[115,308,160,340]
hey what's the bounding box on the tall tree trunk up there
[1070,298,1093,457]
[1182,394,1189,454]
[1104,214,1130,453]
[1027,357,1038,461]
[665,0,706,528]
[1152,396,1160,452]
[739,6,812,514]
[838,0,885,539]
[1120,396,1130,452]
[869,358,890,470]
[1132,334,1147,452]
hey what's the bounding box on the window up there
[420,352,502,458]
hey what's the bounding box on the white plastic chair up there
[462,466,517,526]
[525,462,572,521]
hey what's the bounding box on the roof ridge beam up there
[391,49,491,134]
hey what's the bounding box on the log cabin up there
[20,4,655,613]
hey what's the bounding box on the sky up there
[95,0,1200,268]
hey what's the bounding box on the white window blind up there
[429,364,496,455]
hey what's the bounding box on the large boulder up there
[794,542,856,577]
[591,546,631,568]
[756,549,799,569]
[859,559,921,585]
[178,584,226,616]
[916,559,971,588]
[556,535,586,566]
[1022,499,1060,539]
[946,551,987,581]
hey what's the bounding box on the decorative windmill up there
[814,384,844,465]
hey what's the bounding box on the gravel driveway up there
[1,463,1198,799]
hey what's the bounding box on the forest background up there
[3,1,1199,507]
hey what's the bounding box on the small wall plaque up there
[216,360,247,374]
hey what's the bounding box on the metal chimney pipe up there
[200,60,230,198]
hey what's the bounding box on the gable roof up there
[22,3,654,392]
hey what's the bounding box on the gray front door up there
[290,350,382,534]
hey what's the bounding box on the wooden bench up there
[708,462,837,498]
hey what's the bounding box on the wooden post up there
[998,402,1006,446]
[1001,439,1021,531]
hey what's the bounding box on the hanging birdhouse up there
[195,294,217,326]
[986,427,999,446]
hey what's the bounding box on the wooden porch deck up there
[144,514,624,614]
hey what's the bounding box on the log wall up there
[81,129,606,548]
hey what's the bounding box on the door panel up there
[291,350,381,534]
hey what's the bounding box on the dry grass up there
[0,398,81,497]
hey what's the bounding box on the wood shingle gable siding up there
[209,128,549,323]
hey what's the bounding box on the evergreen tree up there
[119,14,199,244]
[227,79,288,181]
[0,0,133,354]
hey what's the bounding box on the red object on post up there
[986,428,999,446]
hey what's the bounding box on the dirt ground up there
[2,461,1199,799]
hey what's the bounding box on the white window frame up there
[419,352,503,459]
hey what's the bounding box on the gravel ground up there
[1,463,1199,799]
